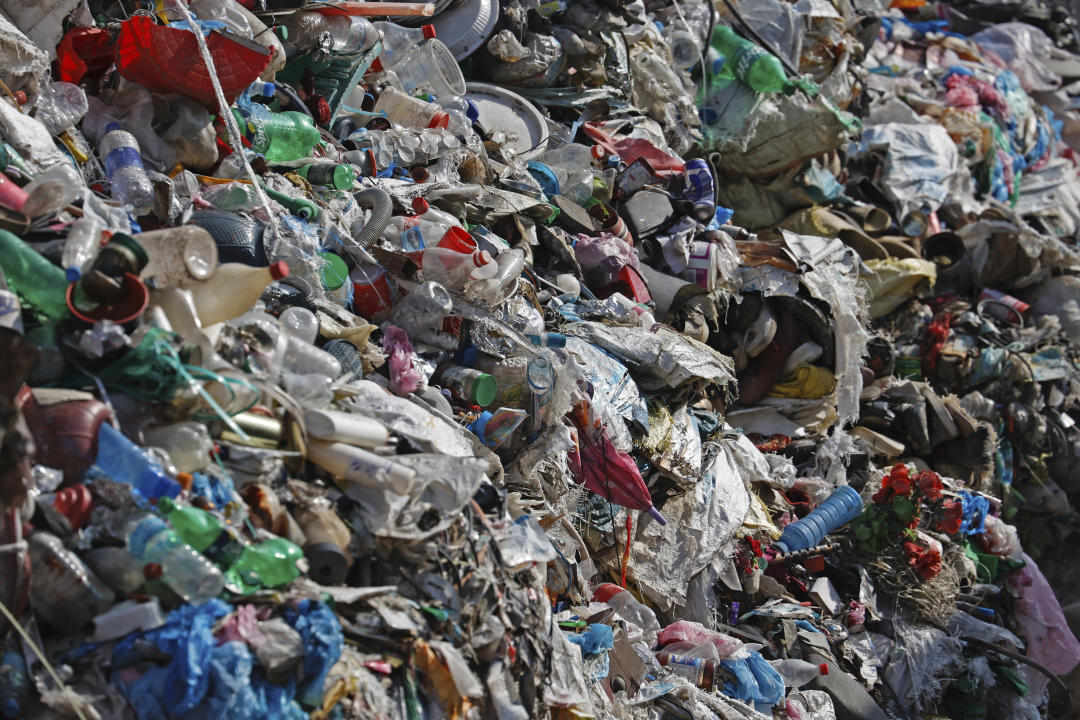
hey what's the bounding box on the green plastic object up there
[319,251,349,291]
[229,537,304,589]
[708,25,789,94]
[233,107,321,164]
[0,229,70,324]
[259,182,320,221]
[158,497,245,565]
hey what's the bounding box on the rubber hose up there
[352,187,393,251]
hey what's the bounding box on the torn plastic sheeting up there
[345,453,490,540]
[737,0,803,70]
[545,622,594,713]
[563,339,647,429]
[858,123,964,215]
[1007,552,1080,697]
[0,9,50,79]
[970,23,1062,93]
[640,402,703,484]
[880,620,965,712]
[565,321,735,391]
[498,514,558,571]
[628,434,754,614]
[0,94,67,172]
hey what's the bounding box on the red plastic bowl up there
[66,272,149,325]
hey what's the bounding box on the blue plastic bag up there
[284,600,344,707]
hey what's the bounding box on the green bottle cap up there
[471,372,497,407]
[320,251,348,291]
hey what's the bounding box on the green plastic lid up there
[110,233,149,268]
[471,372,497,407]
[320,251,348,291]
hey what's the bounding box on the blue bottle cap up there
[65,266,81,282]
[105,122,121,133]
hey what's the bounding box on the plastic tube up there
[352,187,393,250]
[304,408,389,448]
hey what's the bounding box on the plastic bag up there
[498,514,557,571]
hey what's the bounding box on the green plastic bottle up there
[0,229,70,324]
[158,497,302,589]
[233,107,321,163]
[708,25,789,94]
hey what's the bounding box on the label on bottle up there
[0,289,22,331]
[659,654,709,689]
[401,225,426,251]
[732,43,769,84]
[201,528,246,567]
[438,365,484,402]
[103,146,143,177]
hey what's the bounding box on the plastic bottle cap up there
[143,562,163,581]
[470,372,497,407]
[269,261,290,280]
[819,663,829,676]
[428,110,450,129]
[591,582,625,603]
[331,164,356,190]
[261,82,275,98]
[422,24,436,39]
[65,266,81,282]
[105,122,121,133]
[320,251,349,291]
[176,472,194,491]
[411,197,430,214]
[472,250,493,267]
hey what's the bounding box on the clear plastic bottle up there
[420,248,498,291]
[280,306,319,344]
[592,583,661,642]
[526,353,554,436]
[770,659,828,687]
[61,215,106,282]
[98,123,154,215]
[372,22,436,70]
[143,421,214,473]
[469,248,525,305]
[82,546,147,595]
[126,514,224,605]
[667,28,702,69]
[286,11,379,53]
[27,532,115,633]
[281,335,341,378]
[34,82,89,135]
[390,280,454,348]
[539,144,595,205]
[374,86,450,130]
[403,197,458,247]
[383,39,467,98]
[22,164,83,218]
[189,261,290,326]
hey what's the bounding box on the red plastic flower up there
[917,471,943,500]
[939,500,962,535]
[891,474,912,495]
[890,463,909,479]
[914,547,942,581]
[872,485,893,504]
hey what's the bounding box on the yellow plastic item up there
[768,364,836,399]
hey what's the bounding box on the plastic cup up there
[350,263,394,319]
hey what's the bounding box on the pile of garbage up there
[5,0,1080,718]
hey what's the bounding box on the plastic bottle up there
[539,144,594,205]
[143,422,214,473]
[374,86,450,130]
[228,537,304,588]
[299,163,356,190]
[526,354,554,436]
[433,364,498,407]
[189,261,290,326]
[98,123,155,214]
[61,215,105,282]
[286,11,379,53]
[82,546,147,595]
[0,229,71,324]
[610,292,656,329]
[305,408,389,448]
[708,25,789,94]
[0,643,30,719]
[592,583,661,642]
[774,485,863,553]
[89,423,182,500]
[233,102,322,164]
[372,21,436,70]
[420,248,498,291]
[383,39,467,98]
[770,659,828,688]
[34,81,89,135]
[22,164,83,218]
[655,651,719,691]
[280,306,319,344]
[469,248,526,305]
[27,532,115,633]
[281,333,341,378]
[296,506,353,585]
[307,439,417,495]
[667,28,702,69]
[682,158,716,222]
[404,197,459,248]
[158,497,246,565]
[126,514,224,604]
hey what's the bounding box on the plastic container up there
[27,532,115,633]
[774,485,863,553]
[708,25,789,94]
[233,104,321,164]
[307,439,417,495]
[61,215,105,282]
[372,21,436,70]
[420,247,498,291]
[300,163,356,190]
[375,86,450,130]
[770,658,828,688]
[297,506,353,586]
[305,408,389,448]
[90,423,182,500]
[350,262,395,318]
[667,28,703,69]
[22,164,83,218]
[386,39,467,98]
[280,306,320,344]
[592,583,661,642]
[126,514,224,604]
[189,261,289,326]
[0,230,72,324]
[143,422,214,473]
[526,354,554,436]
[134,226,219,289]
[434,364,497,407]
[286,11,379,53]
[404,197,460,248]
[98,123,154,214]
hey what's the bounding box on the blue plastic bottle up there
[89,423,181,500]
[774,485,863,553]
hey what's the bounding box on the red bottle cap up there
[269,261,290,280]
[428,110,450,129]
[422,24,436,40]
[176,472,194,491]
[591,582,625,603]
[819,663,829,676]
[143,562,163,580]
[411,197,430,215]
